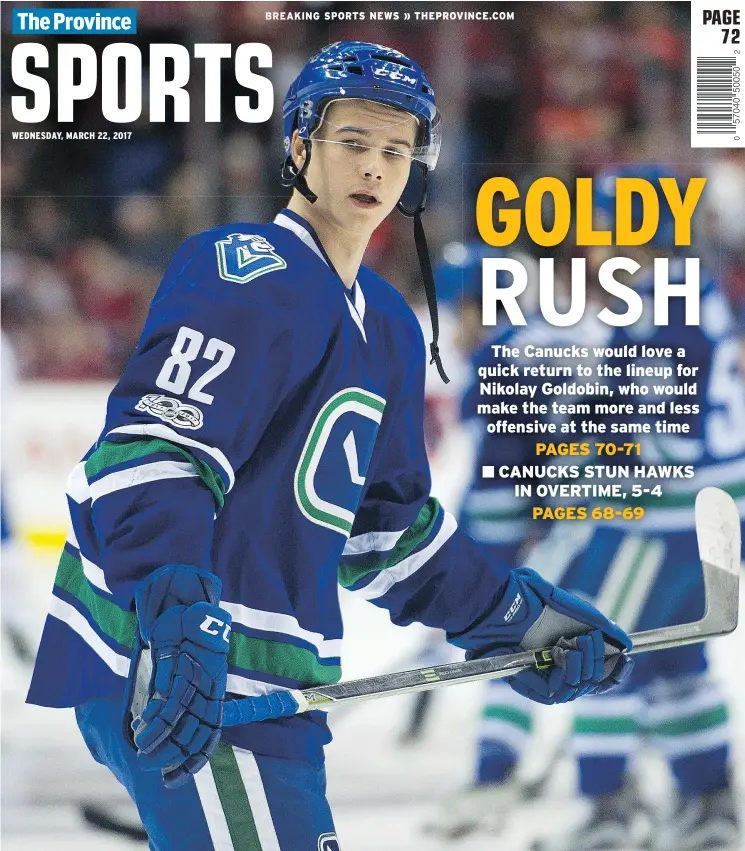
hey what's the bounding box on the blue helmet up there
[282,41,441,179]
[282,42,449,383]
[593,164,683,248]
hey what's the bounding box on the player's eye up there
[340,139,366,151]
[383,148,407,159]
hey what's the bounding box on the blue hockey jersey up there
[27,210,513,761]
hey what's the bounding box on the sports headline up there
[10,42,274,123]
[476,176,707,328]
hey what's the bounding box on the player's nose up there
[358,148,384,180]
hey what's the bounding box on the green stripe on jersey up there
[609,540,649,623]
[85,438,226,508]
[337,497,441,589]
[482,704,533,732]
[209,743,263,851]
[464,506,531,522]
[55,549,137,649]
[229,632,341,686]
[574,716,639,735]
[56,550,340,687]
[648,705,729,737]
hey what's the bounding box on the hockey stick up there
[80,802,148,842]
[222,487,740,727]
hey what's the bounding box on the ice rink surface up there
[3,552,744,850]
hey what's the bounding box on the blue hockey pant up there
[75,693,340,850]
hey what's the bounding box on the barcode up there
[695,56,737,134]
[690,0,742,147]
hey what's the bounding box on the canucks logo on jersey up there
[216,233,287,284]
[295,388,386,537]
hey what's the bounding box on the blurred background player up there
[535,166,745,851]
[427,242,613,839]
[397,241,540,749]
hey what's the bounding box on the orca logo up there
[215,233,287,284]
[318,834,340,851]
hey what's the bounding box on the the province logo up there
[318,834,341,851]
[135,394,203,430]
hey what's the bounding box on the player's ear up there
[291,130,306,171]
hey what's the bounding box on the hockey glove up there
[124,564,231,788]
[454,568,634,705]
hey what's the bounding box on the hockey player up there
[536,166,744,851]
[27,43,632,850]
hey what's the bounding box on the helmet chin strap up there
[397,167,449,384]
[294,140,318,204]
[413,209,449,384]
[284,143,449,384]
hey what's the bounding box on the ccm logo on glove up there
[200,615,231,641]
[503,592,523,623]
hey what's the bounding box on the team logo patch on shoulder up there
[215,233,287,284]
[135,394,204,430]
[318,834,341,851]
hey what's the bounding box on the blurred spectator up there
[531,4,634,167]
[31,315,116,380]
[114,196,177,269]
[220,130,274,225]
[65,240,133,319]
[2,250,76,322]
[23,197,75,261]
[165,162,217,241]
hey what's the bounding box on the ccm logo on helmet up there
[200,615,231,642]
[372,66,417,86]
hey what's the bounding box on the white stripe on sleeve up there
[89,460,198,502]
[355,510,458,600]
[107,424,235,491]
[48,596,130,677]
[220,602,342,660]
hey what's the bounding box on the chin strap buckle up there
[429,342,449,384]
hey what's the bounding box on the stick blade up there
[695,486,741,640]
[696,486,741,577]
